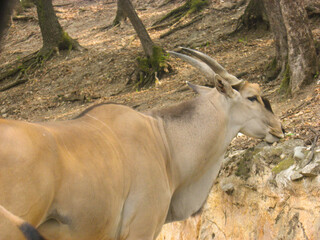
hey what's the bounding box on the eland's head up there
[169,47,284,143]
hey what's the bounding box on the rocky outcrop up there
[157,139,320,240]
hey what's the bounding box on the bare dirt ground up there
[0,0,319,150]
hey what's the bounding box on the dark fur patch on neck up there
[152,100,196,120]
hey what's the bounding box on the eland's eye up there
[247,96,258,102]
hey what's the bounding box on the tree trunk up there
[118,0,170,89]
[0,0,15,44]
[280,0,318,94]
[236,0,268,31]
[118,0,154,57]
[263,0,288,82]
[113,0,126,26]
[263,0,318,94]
[34,0,80,56]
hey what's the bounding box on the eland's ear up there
[187,81,211,95]
[214,75,235,98]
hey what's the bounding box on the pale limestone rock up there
[157,141,320,240]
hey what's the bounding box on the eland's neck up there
[150,91,244,221]
[151,90,240,189]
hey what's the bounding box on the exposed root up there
[0,39,83,92]
[152,0,208,27]
[0,74,27,92]
[0,51,49,91]
[160,14,204,39]
[158,0,177,9]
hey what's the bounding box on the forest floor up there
[0,0,319,150]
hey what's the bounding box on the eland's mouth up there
[269,129,285,139]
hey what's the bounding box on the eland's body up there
[0,48,283,240]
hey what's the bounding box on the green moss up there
[21,0,34,9]
[135,45,169,89]
[272,157,295,174]
[59,31,74,50]
[137,46,168,72]
[150,46,169,72]
[235,148,256,180]
[279,63,291,95]
[189,0,209,14]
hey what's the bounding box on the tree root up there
[0,51,46,91]
[152,0,208,27]
[0,44,82,92]
[0,51,39,82]
[0,73,27,92]
[12,15,37,22]
[158,0,177,9]
[160,14,204,38]
[149,21,177,31]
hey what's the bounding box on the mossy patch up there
[189,0,209,14]
[235,148,257,180]
[58,31,74,51]
[21,0,34,9]
[272,157,295,174]
[279,63,291,96]
[263,147,283,165]
[135,46,170,89]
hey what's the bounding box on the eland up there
[0,48,283,240]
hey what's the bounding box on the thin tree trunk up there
[34,0,80,55]
[280,0,318,93]
[0,0,14,44]
[118,0,170,89]
[263,0,318,94]
[118,0,154,57]
[263,0,288,81]
[113,0,126,26]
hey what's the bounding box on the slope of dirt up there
[0,0,319,150]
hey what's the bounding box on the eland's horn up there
[179,47,243,86]
[168,51,217,84]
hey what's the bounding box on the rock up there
[157,139,320,240]
[300,162,320,177]
[293,146,306,160]
[220,182,234,195]
[290,171,303,181]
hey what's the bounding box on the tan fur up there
[0,104,172,240]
